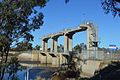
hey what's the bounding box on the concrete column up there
[68,35,73,51]
[54,38,57,53]
[51,38,58,53]
[45,40,48,52]
[51,39,54,52]
[64,35,68,53]
[64,34,73,53]
[95,27,98,50]
[87,27,90,50]
[87,23,98,50]
[87,26,94,50]
[42,40,45,52]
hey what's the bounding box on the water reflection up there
[4,60,58,80]
[4,70,26,80]
[26,67,56,80]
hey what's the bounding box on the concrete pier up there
[64,34,68,53]
[64,34,73,53]
[51,38,58,53]
[42,39,48,52]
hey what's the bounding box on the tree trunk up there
[0,45,10,80]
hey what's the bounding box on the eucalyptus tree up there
[0,0,48,80]
[101,0,120,17]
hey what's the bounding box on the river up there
[4,67,57,80]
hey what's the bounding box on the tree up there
[101,0,120,17]
[65,0,69,4]
[73,43,87,53]
[74,44,82,53]
[115,49,120,54]
[34,45,41,50]
[7,57,21,80]
[65,0,120,17]
[57,44,64,52]
[15,41,33,51]
[0,0,48,80]
[10,41,33,51]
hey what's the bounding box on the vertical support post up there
[54,38,57,53]
[45,40,48,52]
[87,27,90,50]
[68,35,73,52]
[95,26,98,50]
[51,38,58,53]
[64,35,68,53]
[51,39,54,52]
[86,22,98,59]
[64,34,73,53]
[87,24,95,50]
[42,40,45,52]
[95,26,98,59]
[42,39,48,52]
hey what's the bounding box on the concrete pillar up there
[87,23,98,50]
[51,38,58,53]
[64,34,73,53]
[68,35,73,51]
[64,35,68,53]
[54,38,57,53]
[87,27,90,50]
[42,40,45,52]
[95,27,98,50]
[45,40,48,52]
[51,39,54,52]
[42,39,48,52]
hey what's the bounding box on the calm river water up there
[4,67,57,80]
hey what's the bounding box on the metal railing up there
[81,50,120,60]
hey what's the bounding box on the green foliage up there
[0,0,48,80]
[101,0,120,17]
[74,44,82,53]
[65,0,69,4]
[11,41,33,51]
[57,44,64,52]
[74,43,87,53]
[7,57,22,80]
[98,47,120,54]
[0,0,48,43]
[33,45,41,50]
[114,49,120,54]
[65,0,120,17]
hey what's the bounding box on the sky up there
[31,0,120,48]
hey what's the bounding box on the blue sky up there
[31,0,120,48]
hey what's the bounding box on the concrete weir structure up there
[32,22,98,67]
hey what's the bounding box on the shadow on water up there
[89,61,120,80]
